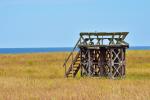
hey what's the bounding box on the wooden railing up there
[63,37,81,73]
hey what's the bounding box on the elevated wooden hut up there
[63,32,129,79]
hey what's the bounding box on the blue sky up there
[0,0,150,48]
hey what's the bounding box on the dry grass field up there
[0,50,150,100]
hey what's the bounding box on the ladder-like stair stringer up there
[65,52,81,77]
[63,37,81,78]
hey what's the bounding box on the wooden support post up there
[123,48,126,76]
[88,49,91,76]
[80,50,83,77]
[109,49,113,78]
[99,48,106,76]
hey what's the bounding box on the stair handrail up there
[63,37,81,67]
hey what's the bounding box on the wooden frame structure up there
[63,32,129,79]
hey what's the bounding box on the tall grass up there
[0,51,150,100]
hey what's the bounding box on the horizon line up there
[0,46,150,49]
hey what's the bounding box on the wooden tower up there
[63,32,129,79]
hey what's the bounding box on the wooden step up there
[65,51,81,77]
[74,62,80,64]
[73,65,79,67]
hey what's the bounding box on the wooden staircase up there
[63,38,81,78]
[65,52,81,77]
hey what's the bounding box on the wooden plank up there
[80,32,129,36]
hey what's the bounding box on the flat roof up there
[80,32,128,36]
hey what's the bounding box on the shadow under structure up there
[63,32,129,79]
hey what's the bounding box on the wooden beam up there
[80,32,129,36]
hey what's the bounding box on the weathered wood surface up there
[64,32,129,79]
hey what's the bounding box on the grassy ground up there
[0,50,150,100]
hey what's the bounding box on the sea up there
[0,46,149,54]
